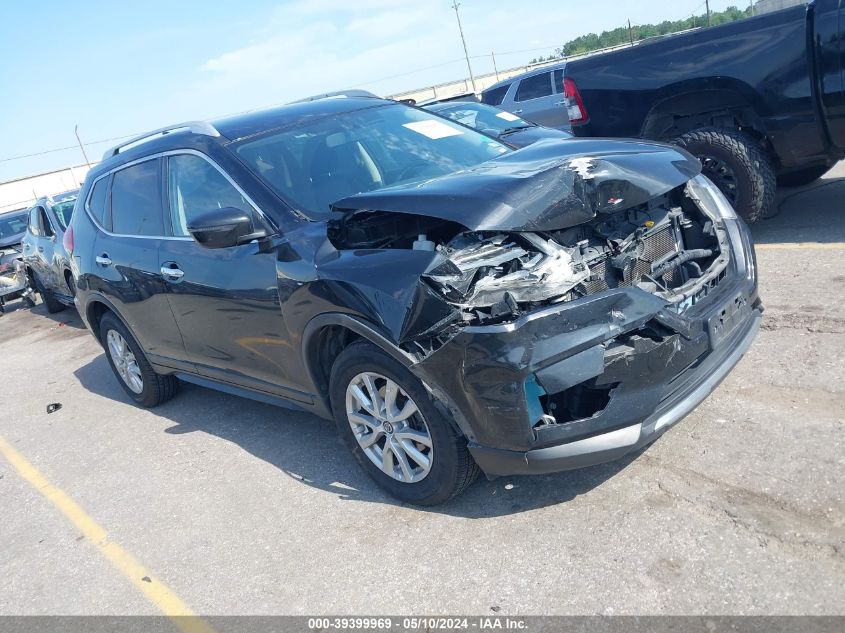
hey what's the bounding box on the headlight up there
[685,173,738,221]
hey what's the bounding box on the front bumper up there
[411,218,761,476]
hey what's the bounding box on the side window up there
[28,208,41,236]
[515,72,553,102]
[166,154,256,237]
[553,69,565,93]
[110,159,166,236]
[37,207,54,238]
[87,177,109,227]
[481,84,510,106]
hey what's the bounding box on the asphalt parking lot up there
[1,167,843,617]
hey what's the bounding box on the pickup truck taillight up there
[563,77,588,125]
[62,225,74,255]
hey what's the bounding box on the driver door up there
[158,151,304,401]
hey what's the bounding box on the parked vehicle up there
[424,101,572,148]
[22,190,78,313]
[69,96,760,505]
[562,0,845,222]
[0,247,36,314]
[480,61,571,130]
[0,208,29,249]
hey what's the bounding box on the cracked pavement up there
[0,165,843,615]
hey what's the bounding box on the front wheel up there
[99,312,179,407]
[330,341,479,505]
[33,272,66,314]
[675,127,776,223]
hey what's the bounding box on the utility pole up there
[74,124,91,168]
[451,1,477,94]
[750,0,754,16]
[628,19,634,46]
[491,52,499,82]
[705,0,711,26]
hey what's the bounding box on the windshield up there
[50,197,77,230]
[233,103,510,219]
[0,211,28,240]
[436,103,532,134]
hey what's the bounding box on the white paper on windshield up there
[496,111,520,122]
[403,120,464,139]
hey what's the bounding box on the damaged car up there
[68,95,761,505]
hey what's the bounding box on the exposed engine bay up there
[329,184,728,330]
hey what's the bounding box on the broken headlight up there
[685,174,738,221]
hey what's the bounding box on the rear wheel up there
[777,162,835,188]
[33,273,65,313]
[675,127,776,223]
[99,312,179,407]
[330,340,478,505]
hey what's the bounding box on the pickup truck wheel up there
[675,127,775,223]
[330,340,479,505]
[99,312,179,407]
[33,273,66,314]
[777,163,834,188]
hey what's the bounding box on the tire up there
[330,340,479,505]
[777,163,834,188]
[99,312,179,408]
[675,127,776,223]
[33,273,66,314]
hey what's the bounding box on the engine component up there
[425,232,590,309]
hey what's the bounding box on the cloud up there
[182,0,580,116]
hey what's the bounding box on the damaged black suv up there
[68,96,761,505]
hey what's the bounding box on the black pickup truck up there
[564,0,845,221]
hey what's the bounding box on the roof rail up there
[102,121,221,160]
[288,89,380,104]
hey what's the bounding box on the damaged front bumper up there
[411,218,761,477]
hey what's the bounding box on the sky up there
[0,0,742,181]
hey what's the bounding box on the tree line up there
[530,5,753,63]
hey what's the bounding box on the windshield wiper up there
[499,125,533,135]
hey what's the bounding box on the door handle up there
[555,100,565,106]
[160,265,185,281]
[513,109,523,114]
[37,246,44,252]
[95,254,112,266]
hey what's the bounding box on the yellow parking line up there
[0,435,215,633]
[756,242,845,250]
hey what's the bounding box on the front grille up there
[582,224,682,295]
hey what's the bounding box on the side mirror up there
[186,207,267,249]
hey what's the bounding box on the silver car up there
[480,62,570,130]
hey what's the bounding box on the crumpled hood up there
[331,138,701,232]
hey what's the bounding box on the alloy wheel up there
[345,372,433,483]
[106,329,144,394]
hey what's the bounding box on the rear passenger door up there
[510,71,568,129]
[87,158,191,371]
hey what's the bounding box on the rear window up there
[515,72,553,102]
[553,69,565,93]
[87,178,109,227]
[0,211,28,239]
[481,84,510,106]
[110,159,166,236]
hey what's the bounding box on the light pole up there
[74,124,91,168]
[706,0,712,26]
[451,1,477,94]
